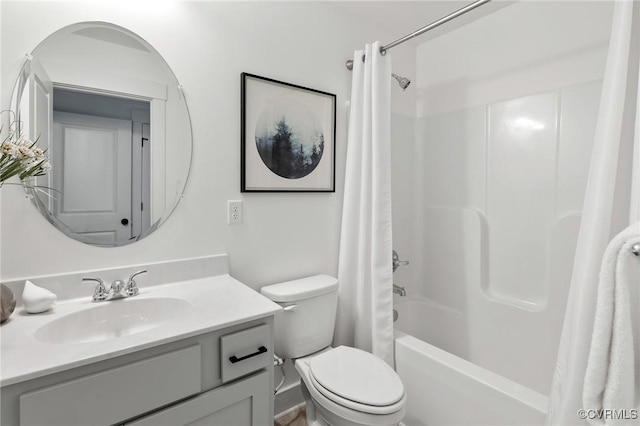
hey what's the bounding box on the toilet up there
[261,275,406,426]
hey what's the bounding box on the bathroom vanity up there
[0,255,281,426]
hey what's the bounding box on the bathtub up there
[394,298,548,426]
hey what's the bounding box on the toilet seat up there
[309,372,406,415]
[306,346,405,415]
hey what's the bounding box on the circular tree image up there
[255,99,324,179]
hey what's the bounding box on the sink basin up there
[35,297,191,344]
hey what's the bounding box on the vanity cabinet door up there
[125,370,271,426]
[19,345,202,426]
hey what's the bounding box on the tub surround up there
[0,254,281,387]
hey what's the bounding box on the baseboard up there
[274,381,304,418]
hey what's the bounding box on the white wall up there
[0,1,416,289]
[410,1,613,395]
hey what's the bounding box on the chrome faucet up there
[106,279,127,301]
[83,270,147,303]
[124,270,146,297]
[393,284,406,297]
[82,277,108,302]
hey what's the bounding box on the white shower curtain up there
[547,1,640,424]
[333,42,394,366]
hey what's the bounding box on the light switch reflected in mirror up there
[11,22,192,247]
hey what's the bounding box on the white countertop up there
[0,274,281,387]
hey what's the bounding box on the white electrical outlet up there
[228,200,243,224]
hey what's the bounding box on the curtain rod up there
[346,0,493,70]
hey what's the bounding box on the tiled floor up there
[274,406,307,426]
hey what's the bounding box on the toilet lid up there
[308,346,404,407]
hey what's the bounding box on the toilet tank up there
[260,275,339,359]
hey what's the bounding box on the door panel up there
[52,111,132,241]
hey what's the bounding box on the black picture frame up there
[241,73,336,192]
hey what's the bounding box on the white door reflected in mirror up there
[53,111,135,243]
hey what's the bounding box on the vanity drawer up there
[20,345,201,426]
[220,323,272,382]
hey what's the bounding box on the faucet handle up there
[83,277,107,302]
[125,270,147,297]
[392,250,410,273]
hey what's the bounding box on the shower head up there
[392,73,411,91]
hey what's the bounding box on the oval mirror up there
[11,22,192,247]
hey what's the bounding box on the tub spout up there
[393,284,406,297]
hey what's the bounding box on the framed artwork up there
[241,73,336,192]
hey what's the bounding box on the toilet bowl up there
[260,275,406,426]
[295,346,406,426]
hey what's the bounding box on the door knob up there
[121,218,129,226]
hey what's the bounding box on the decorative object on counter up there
[22,280,57,314]
[1,284,17,323]
[241,73,336,192]
[0,110,51,188]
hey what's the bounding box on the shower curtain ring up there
[345,54,366,71]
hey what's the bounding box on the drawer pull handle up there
[229,346,267,363]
